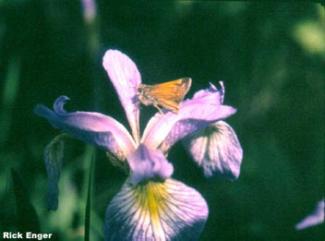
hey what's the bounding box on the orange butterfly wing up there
[138,78,192,112]
[149,77,191,100]
[148,78,192,112]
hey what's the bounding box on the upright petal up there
[183,121,243,179]
[103,50,141,143]
[141,83,236,151]
[34,96,136,160]
[127,144,174,185]
[105,178,208,241]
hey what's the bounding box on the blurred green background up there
[0,1,324,241]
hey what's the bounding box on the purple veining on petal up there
[34,96,136,158]
[104,178,208,241]
[159,119,210,154]
[127,144,174,184]
[141,83,236,151]
[103,50,141,143]
[183,121,243,180]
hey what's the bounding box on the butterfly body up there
[137,78,192,113]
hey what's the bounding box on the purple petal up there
[81,0,97,24]
[34,96,136,159]
[103,50,141,142]
[183,121,243,179]
[127,144,174,184]
[141,83,236,151]
[295,199,324,230]
[44,134,65,210]
[105,178,208,241]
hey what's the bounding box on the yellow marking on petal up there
[105,178,208,241]
[134,181,169,241]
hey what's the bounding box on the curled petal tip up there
[218,81,225,103]
[53,96,70,114]
[208,82,217,90]
[35,96,136,158]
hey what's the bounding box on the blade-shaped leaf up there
[85,150,95,241]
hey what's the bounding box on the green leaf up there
[84,151,95,241]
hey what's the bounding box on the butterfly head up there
[137,84,155,106]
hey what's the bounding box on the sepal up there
[105,178,208,241]
[44,134,66,210]
[184,121,243,179]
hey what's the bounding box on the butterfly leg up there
[153,102,164,114]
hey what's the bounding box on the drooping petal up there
[105,178,208,241]
[127,144,174,185]
[44,134,65,210]
[183,121,243,179]
[103,50,141,143]
[141,83,236,151]
[295,199,324,230]
[34,96,136,160]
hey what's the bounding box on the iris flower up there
[34,49,243,241]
